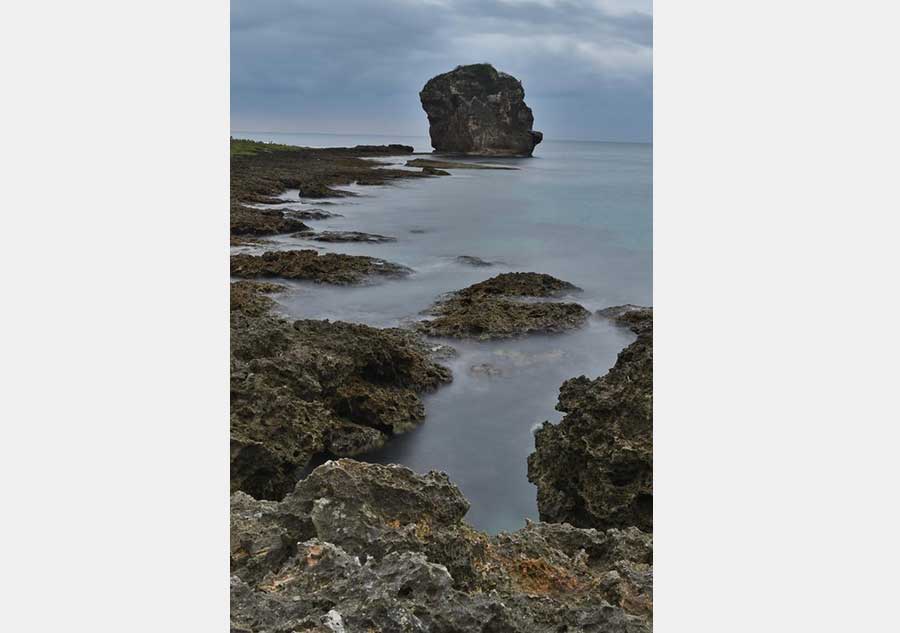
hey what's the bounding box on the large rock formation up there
[231,459,653,633]
[528,307,653,531]
[420,64,543,157]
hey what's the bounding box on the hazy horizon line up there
[231,128,651,146]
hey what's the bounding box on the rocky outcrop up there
[231,283,452,500]
[232,459,652,633]
[231,250,412,285]
[417,272,590,339]
[528,307,653,531]
[420,64,543,157]
[230,140,425,211]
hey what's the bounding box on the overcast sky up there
[231,0,652,143]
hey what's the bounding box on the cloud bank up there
[232,0,652,142]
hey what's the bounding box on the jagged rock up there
[231,249,412,285]
[292,230,397,243]
[231,204,312,236]
[420,64,543,157]
[231,285,452,500]
[417,273,589,340]
[231,459,653,632]
[528,307,653,531]
[230,280,286,317]
[422,166,450,176]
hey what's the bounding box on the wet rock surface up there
[419,64,543,157]
[528,307,653,531]
[417,272,590,340]
[231,250,412,285]
[231,284,452,500]
[231,459,652,633]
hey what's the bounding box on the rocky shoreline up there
[232,460,652,633]
[231,281,452,500]
[529,306,653,531]
[230,138,653,631]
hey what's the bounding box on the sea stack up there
[420,63,543,157]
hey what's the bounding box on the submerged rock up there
[469,362,504,377]
[407,158,517,171]
[231,285,452,500]
[292,230,397,243]
[417,272,589,340]
[455,255,496,267]
[528,307,653,531]
[420,63,543,157]
[231,249,412,285]
[231,459,652,632]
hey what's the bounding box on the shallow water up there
[233,131,652,532]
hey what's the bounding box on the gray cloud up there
[232,0,652,142]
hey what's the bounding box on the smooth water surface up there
[233,131,651,532]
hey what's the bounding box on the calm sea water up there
[233,130,652,532]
